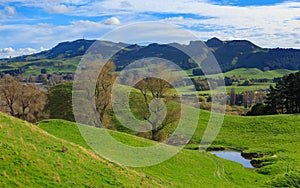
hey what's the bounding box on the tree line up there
[248,70,300,115]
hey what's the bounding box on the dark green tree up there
[44,82,75,122]
[265,70,300,114]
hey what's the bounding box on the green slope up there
[2,108,299,187]
[39,119,266,187]
[39,110,300,187]
[0,113,166,187]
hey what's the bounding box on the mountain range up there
[0,38,300,76]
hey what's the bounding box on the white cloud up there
[102,22,197,44]
[163,16,184,23]
[0,20,115,51]
[103,17,121,25]
[72,0,300,48]
[1,0,300,49]
[5,6,16,15]
[0,47,37,58]
[45,4,75,14]
[71,20,102,28]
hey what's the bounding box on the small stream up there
[210,150,254,168]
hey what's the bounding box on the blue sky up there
[0,0,300,58]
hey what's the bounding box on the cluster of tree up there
[199,89,263,109]
[238,79,253,86]
[192,78,218,91]
[247,71,300,115]
[0,68,25,77]
[45,62,180,142]
[43,62,116,126]
[191,75,258,92]
[243,91,264,108]
[265,71,300,114]
[28,72,74,86]
[250,78,273,83]
[192,69,237,87]
[0,75,46,122]
[209,77,236,87]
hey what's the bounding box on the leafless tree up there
[17,83,47,122]
[0,75,46,122]
[95,62,116,124]
[0,75,22,116]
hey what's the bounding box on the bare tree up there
[0,75,22,116]
[17,83,47,122]
[95,62,116,124]
[0,75,46,122]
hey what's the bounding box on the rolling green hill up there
[39,109,300,187]
[38,119,266,187]
[0,112,266,187]
[1,108,300,187]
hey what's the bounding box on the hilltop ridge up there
[0,38,300,76]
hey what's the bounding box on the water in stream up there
[210,150,254,168]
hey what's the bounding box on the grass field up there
[221,68,297,79]
[0,112,270,187]
[1,90,300,187]
[191,68,297,80]
[38,108,300,187]
[39,119,267,187]
[182,68,296,95]
[1,57,81,77]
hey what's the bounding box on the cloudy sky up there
[1,0,300,58]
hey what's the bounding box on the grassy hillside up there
[0,113,166,187]
[1,108,300,187]
[39,109,300,187]
[39,119,266,187]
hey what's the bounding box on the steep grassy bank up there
[0,113,166,187]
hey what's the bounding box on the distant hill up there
[2,39,127,61]
[206,37,300,71]
[0,38,300,76]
